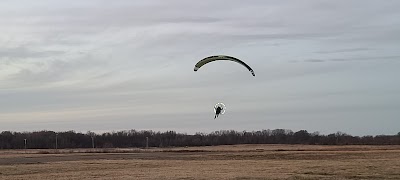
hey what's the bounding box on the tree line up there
[1,129,400,149]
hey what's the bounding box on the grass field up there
[1,144,400,179]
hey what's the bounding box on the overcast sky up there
[1,0,400,136]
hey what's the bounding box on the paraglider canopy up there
[194,55,255,76]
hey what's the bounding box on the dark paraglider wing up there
[194,55,255,76]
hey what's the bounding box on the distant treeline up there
[1,129,400,149]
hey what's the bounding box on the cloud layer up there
[1,0,400,136]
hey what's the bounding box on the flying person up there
[214,103,226,119]
[214,106,223,119]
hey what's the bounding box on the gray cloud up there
[299,55,400,63]
[0,47,64,59]
[303,59,326,63]
[315,48,372,54]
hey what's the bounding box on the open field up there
[1,144,400,179]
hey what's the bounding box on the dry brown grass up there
[1,144,400,180]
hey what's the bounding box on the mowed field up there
[1,145,400,180]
